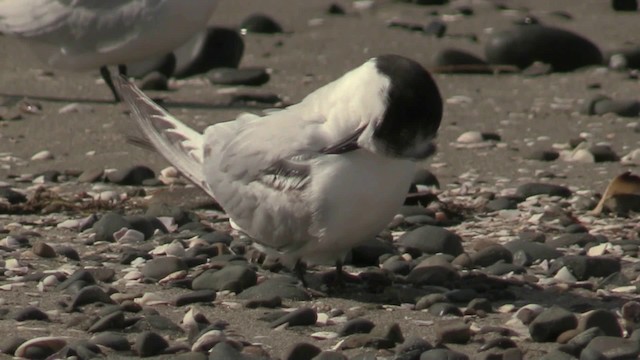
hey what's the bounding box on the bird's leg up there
[100,66,121,102]
[293,260,308,288]
[332,259,346,288]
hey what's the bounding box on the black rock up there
[173,290,217,306]
[406,262,460,287]
[550,255,621,280]
[91,332,131,351]
[485,24,602,71]
[525,149,560,161]
[244,296,282,309]
[134,331,168,357]
[88,311,126,333]
[240,14,283,34]
[395,337,432,360]
[56,269,96,291]
[312,351,348,360]
[142,257,188,281]
[419,348,469,360]
[582,336,640,359]
[192,265,257,293]
[139,72,169,91]
[611,0,638,11]
[238,276,310,301]
[529,305,578,342]
[174,27,244,78]
[207,342,247,360]
[56,246,80,261]
[581,94,640,117]
[284,342,321,360]
[429,303,463,317]
[208,68,270,86]
[13,306,49,322]
[436,321,471,344]
[0,336,26,355]
[124,215,167,239]
[589,145,619,162]
[485,196,521,211]
[107,165,155,185]
[398,225,463,256]
[577,309,623,337]
[350,238,396,266]
[269,307,317,328]
[338,318,375,337]
[504,240,562,266]
[93,212,130,242]
[0,187,27,204]
[516,183,571,198]
[471,244,513,267]
[547,233,601,248]
[424,20,447,37]
[70,285,115,309]
[432,48,491,73]
[327,3,346,15]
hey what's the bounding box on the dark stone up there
[471,244,513,267]
[269,307,317,328]
[244,296,282,309]
[395,337,432,360]
[173,290,217,306]
[433,48,491,73]
[529,305,578,342]
[483,262,526,276]
[124,215,167,239]
[93,212,130,242]
[13,306,49,322]
[284,342,321,360]
[485,196,521,211]
[504,240,562,266]
[547,233,601,249]
[134,331,169,357]
[577,309,622,337]
[327,4,346,15]
[0,336,26,355]
[485,24,602,71]
[351,238,396,266]
[56,269,96,291]
[423,20,447,37]
[141,257,188,281]
[581,95,640,117]
[582,336,640,359]
[237,276,310,301]
[516,183,572,198]
[436,321,471,344]
[0,187,27,204]
[589,145,619,162]
[398,225,463,256]
[191,265,257,293]
[208,68,270,86]
[88,311,126,333]
[338,318,375,337]
[550,256,621,281]
[107,165,155,185]
[406,263,460,286]
[90,332,131,351]
[419,348,469,360]
[525,149,560,161]
[612,0,638,11]
[429,302,463,317]
[69,285,115,309]
[240,14,283,34]
[56,246,80,261]
[173,28,244,78]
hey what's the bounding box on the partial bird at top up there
[115,54,443,285]
[0,0,218,101]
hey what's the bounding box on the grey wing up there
[0,0,152,48]
[201,110,327,251]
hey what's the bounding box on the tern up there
[116,54,443,284]
[0,0,217,101]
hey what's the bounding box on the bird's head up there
[351,54,443,160]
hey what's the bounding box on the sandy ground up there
[0,0,639,359]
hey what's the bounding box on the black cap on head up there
[373,54,443,159]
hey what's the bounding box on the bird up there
[115,54,443,284]
[0,0,218,101]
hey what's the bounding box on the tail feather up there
[114,75,215,198]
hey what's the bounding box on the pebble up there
[141,257,188,281]
[240,14,283,34]
[208,67,270,86]
[419,348,469,360]
[106,165,155,185]
[529,305,578,342]
[13,306,49,322]
[471,244,513,267]
[612,0,638,11]
[436,321,471,344]
[134,331,169,357]
[338,318,375,336]
[237,276,310,301]
[269,307,317,328]
[32,241,56,258]
[0,187,27,204]
[69,285,115,309]
[192,265,256,293]
[583,336,640,359]
[176,27,244,78]
[173,289,217,306]
[550,255,621,280]
[432,48,491,74]
[14,336,67,359]
[485,24,602,71]
[284,342,321,360]
[92,212,131,242]
[581,95,640,117]
[30,150,54,161]
[516,183,572,198]
[577,309,622,337]
[398,225,464,256]
[88,311,126,333]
